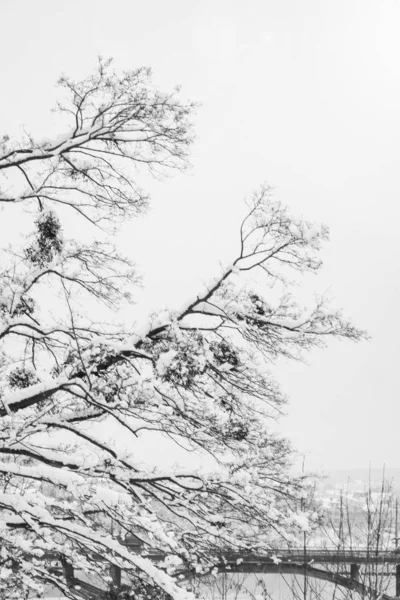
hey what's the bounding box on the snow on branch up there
[0,57,195,224]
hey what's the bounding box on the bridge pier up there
[350,563,360,581]
[110,564,122,588]
[61,559,74,586]
[396,564,400,597]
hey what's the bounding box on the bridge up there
[241,548,400,566]
[51,544,400,599]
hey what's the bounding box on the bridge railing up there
[230,548,400,564]
[138,544,400,564]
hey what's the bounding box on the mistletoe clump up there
[224,418,250,442]
[156,333,212,388]
[25,211,63,267]
[210,340,240,371]
[7,366,39,390]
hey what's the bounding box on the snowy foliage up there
[0,60,365,599]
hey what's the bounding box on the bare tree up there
[286,475,398,600]
[0,59,365,600]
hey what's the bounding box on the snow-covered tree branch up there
[0,57,194,225]
[0,60,365,599]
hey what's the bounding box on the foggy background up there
[1,0,399,473]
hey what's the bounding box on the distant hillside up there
[315,468,400,492]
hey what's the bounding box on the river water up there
[194,570,397,600]
[42,569,398,599]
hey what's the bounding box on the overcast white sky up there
[1,0,399,472]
